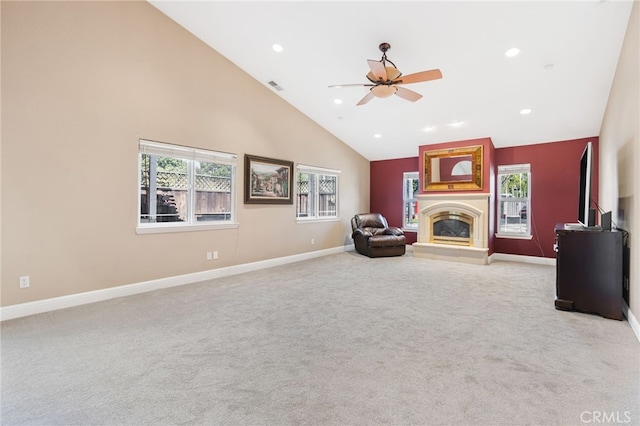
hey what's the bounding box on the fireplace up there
[413,193,490,264]
[431,211,473,246]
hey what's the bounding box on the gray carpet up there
[1,252,639,425]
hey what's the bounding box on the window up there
[138,140,237,233]
[497,164,531,238]
[403,172,419,230]
[296,164,340,220]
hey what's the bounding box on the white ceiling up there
[148,1,633,161]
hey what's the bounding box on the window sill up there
[296,217,340,224]
[495,233,533,240]
[136,222,239,234]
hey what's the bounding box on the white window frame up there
[137,139,238,234]
[403,172,419,231]
[496,163,532,239]
[296,164,340,222]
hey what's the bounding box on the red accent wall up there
[369,136,599,258]
[370,157,418,244]
[494,137,599,258]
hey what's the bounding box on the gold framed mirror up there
[423,145,483,191]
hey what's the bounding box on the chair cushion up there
[362,227,387,236]
[369,234,406,248]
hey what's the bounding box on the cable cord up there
[529,209,546,257]
[590,197,628,239]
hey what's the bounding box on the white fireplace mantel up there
[413,192,491,264]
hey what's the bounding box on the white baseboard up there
[623,302,640,343]
[489,252,556,266]
[0,245,351,322]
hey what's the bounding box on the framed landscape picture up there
[244,154,293,204]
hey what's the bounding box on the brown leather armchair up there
[351,213,406,258]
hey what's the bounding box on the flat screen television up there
[577,141,594,227]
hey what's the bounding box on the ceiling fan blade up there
[395,86,423,102]
[394,69,442,85]
[386,66,402,81]
[356,91,376,106]
[367,60,387,82]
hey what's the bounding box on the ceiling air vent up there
[268,80,284,91]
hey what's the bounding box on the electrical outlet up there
[213,251,219,260]
[206,252,212,261]
[19,276,30,289]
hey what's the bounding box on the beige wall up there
[600,2,639,323]
[0,1,369,307]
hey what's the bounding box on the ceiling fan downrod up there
[378,42,397,69]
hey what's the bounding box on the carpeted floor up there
[1,252,639,425]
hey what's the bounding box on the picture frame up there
[244,154,294,204]
[423,145,483,191]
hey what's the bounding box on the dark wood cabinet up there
[554,224,623,320]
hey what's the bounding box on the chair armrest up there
[352,229,373,239]
[385,227,405,236]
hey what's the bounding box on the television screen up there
[578,142,593,227]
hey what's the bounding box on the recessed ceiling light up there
[373,134,382,138]
[449,120,464,127]
[422,126,435,132]
[334,99,343,105]
[505,48,520,58]
[520,108,532,115]
[272,44,283,53]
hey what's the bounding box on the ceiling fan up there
[330,42,442,106]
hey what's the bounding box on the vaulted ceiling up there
[149,1,633,161]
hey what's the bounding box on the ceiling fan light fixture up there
[371,85,397,98]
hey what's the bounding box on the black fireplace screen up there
[431,212,473,245]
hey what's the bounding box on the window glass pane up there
[405,176,418,200]
[195,161,232,222]
[499,200,529,233]
[403,173,419,229]
[296,172,313,218]
[318,174,337,217]
[404,200,418,228]
[500,171,528,198]
[140,154,187,223]
[498,168,530,235]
